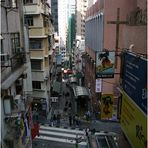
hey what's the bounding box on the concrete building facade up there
[58,0,68,47]
[75,0,89,41]
[1,0,33,147]
[23,0,54,117]
[84,0,147,121]
[51,0,58,34]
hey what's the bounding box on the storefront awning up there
[73,86,90,98]
[69,77,77,83]
[52,81,61,94]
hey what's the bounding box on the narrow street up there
[33,80,132,148]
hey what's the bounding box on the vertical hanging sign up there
[101,94,114,119]
[95,79,102,92]
[96,51,115,78]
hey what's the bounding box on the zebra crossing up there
[34,125,88,146]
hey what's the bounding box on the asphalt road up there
[34,81,132,148]
[33,139,75,148]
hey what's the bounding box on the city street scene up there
[1,0,147,148]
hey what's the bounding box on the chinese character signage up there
[95,79,102,92]
[101,94,114,119]
[96,51,115,78]
[122,53,147,115]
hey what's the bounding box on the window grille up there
[31,59,41,70]
[30,39,42,49]
[10,33,20,54]
[32,81,41,89]
[24,15,33,26]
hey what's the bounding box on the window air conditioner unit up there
[14,95,25,111]
[3,95,14,115]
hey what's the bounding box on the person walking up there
[72,115,76,126]
[57,112,61,126]
[69,115,72,126]
[50,116,53,126]
[53,114,57,126]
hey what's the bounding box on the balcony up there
[32,68,49,82]
[24,2,50,16]
[1,52,26,84]
[11,53,26,70]
[31,50,44,57]
[29,27,49,37]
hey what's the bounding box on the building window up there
[32,81,41,89]
[30,39,42,49]
[23,0,33,4]
[24,15,33,26]
[43,16,48,27]
[11,33,20,54]
[31,60,42,70]
[1,40,4,53]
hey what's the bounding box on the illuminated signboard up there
[96,51,115,78]
[120,92,147,148]
[122,53,147,114]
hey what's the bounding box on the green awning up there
[52,81,61,93]
[75,72,83,79]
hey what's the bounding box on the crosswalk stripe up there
[40,125,85,134]
[35,135,76,144]
[39,130,85,139]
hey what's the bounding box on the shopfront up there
[73,86,90,116]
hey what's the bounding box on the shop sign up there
[95,79,102,92]
[101,94,114,119]
[122,53,147,115]
[51,97,58,102]
[96,51,115,78]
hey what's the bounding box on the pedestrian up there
[75,114,78,126]
[69,102,72,108]
[72,115,76,126]
[86,110,90,121]
[69,115,72,126]
[50,116,53,126]
[75,114,80,126]
[57,112,61,126]
[85,128,90,138]
[53,114,57,125]
[78,116,81,126]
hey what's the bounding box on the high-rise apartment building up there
[23,0,54,117]
[75,0,89,40]
[51,0,58,34]
[58,0,68,47]
[66,0,76,49]
[84,0,147,128]
[1,0,33,147]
